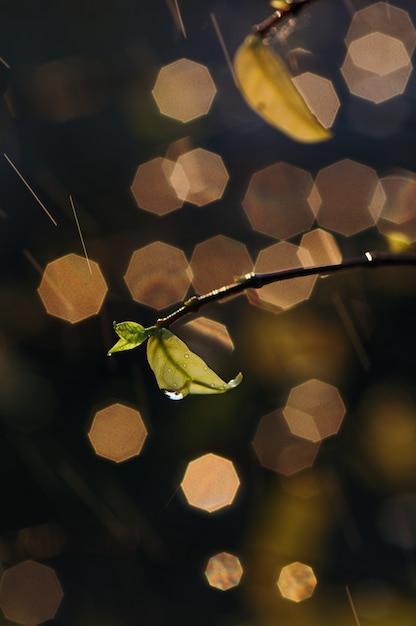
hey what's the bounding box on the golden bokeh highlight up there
[190,235,252,296]
[178,317,234,371]
[38,253,108,323]
[205,552,243,591]
[283,379,346,443]
[180,453,240,513]
[344,2,416,56]
[165,136,194,162]
[359,385,416,489]
[277,561,317,602]
[88,403,147,463]
[180,317,234,352]
[252,409,321,476]
[170,148,229,206]
[291,73,339,129]
[251,242,316,312]
[349,33,409,76]
[242,163,314,240]
[342,34,412,104]
[298,228,342,268]
[342,2,415,103]
[240,305,352,391]
[124,241,192,309]
[376,171,416,242]
[0,559,63,626]
[130,157,183,215]
[152,59,216,122]
[315,160,381,236]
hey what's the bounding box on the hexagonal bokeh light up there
[38,253,108,323]
[180,317,234,352]
[88,403,147,463]
[342,33,412,104]
[283,379,346,443]
[180,453,240,513]
[252,409,321,476]
[376,170,416,242]
[205,552,243,591]
[291,73,339,129]
[242,162,315,240]
[277,561,317,602]
[152,58,216,123]
[342,2,415,104]
[190,235,252,296]
[250,242,316,312]
[315,160,381,236]
[178,316,234,371]
[345,2,416,55]
[131,157,182,215]
[170,148,228,207]
[165,136,194,162]
[0,559,63,626]
[350,33,408,76]
[299,228,342,267]
[124,241,192,309]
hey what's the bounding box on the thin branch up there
[253,0,321,37]
[156,251,416,327]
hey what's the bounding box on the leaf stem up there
[156,251,416,327]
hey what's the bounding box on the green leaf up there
[108,322,156,355]
[146,327,243,399]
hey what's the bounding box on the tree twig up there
[156,251,416,327]
[253,0,321,38]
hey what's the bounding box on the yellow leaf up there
[234,34,332,143]
[270,0,291,9]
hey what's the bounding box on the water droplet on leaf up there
[162,389,184,400]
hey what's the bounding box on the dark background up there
[1,0,416,624]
